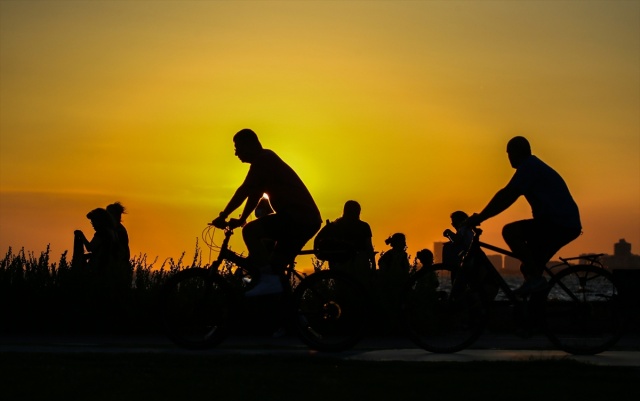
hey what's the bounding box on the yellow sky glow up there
[1,1,639,271]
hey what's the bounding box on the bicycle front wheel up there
[544,265,623,355]
[292,270,368,352]
[402,263,484,353]
[160,268,236,349]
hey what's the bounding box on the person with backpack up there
[315,200,376,285]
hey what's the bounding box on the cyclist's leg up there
[503,220,551,297]
[241,216,274,273]
[264,219,319,332]
[502,219,538,278]
[504,219,581,278]
[270,219,320,275]
[242,214,288,296]
[530,224,582,270]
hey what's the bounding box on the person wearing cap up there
[211,128,322,297]
[465,136,582,296]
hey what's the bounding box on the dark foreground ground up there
[1,350,639,401]
[2,295,639,401]
[2,329,639,401]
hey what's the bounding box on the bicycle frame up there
[161,224,369,352]
[206,226,318,288]
[404,225,622,355]
[458,227,596,304]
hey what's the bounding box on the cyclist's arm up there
[219,185,250,219]
[219,163,266,223]
[238,192,262,222]
[219,185,262,223]
[475,186,520,223]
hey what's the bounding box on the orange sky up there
[1,1,639,271]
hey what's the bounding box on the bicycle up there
[159,223,368,352]
[402,225,623,355]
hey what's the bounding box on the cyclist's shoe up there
[244,273,283,297]
[513,276,548,297]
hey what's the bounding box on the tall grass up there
[1,241,423,335]
[0,242,207,334]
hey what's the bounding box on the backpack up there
[313,220,355,262]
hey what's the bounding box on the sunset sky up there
[1,1,639,271]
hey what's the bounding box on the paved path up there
[2,333,639,367]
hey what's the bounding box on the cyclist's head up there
[450,210,468,229]
[342,200,361,220]
[234,128,263,163]
[506,136,531,168]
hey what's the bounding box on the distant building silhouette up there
[433,241,445,263]
[432,238,640,271]
[501,255,519,274]
[615,239,632,256]
[601,239,640,269]
[486,254,503,271]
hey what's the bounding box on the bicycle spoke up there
[160,268,234,349]
[544,265,622,355]
[292,271,367,352]
[402,264,484,353]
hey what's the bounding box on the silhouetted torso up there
[243,149,321,226]
[508,155,581,229]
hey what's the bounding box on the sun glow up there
[1,1,638,265]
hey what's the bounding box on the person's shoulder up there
[262,148,281,158]
[257,149,286,164]
[356,220,372,231]
[513,155,539,176]
[523,155,546,168]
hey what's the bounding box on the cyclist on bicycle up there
[465,136,582,296]
[211,128,322,296]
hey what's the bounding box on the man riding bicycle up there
[211,128,322,296]
[465,136,582,296]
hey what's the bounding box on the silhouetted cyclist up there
[211,128,322,296]
[465,136,582,296]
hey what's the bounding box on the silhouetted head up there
[106,202,126,221]
[506,136,532,169]
[416,249,434,266]
[450,210,468,229]
[342,200,361,220]
[86,208,114,232]
[233,128,263,163]
[385,233,406,249]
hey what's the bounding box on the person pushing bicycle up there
[465,136,582,296]
[211,128,322,296]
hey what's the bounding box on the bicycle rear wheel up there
[292,270,368,352]
[544,265,623,355]
[402,263,484,353]
[160,268,236,349]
